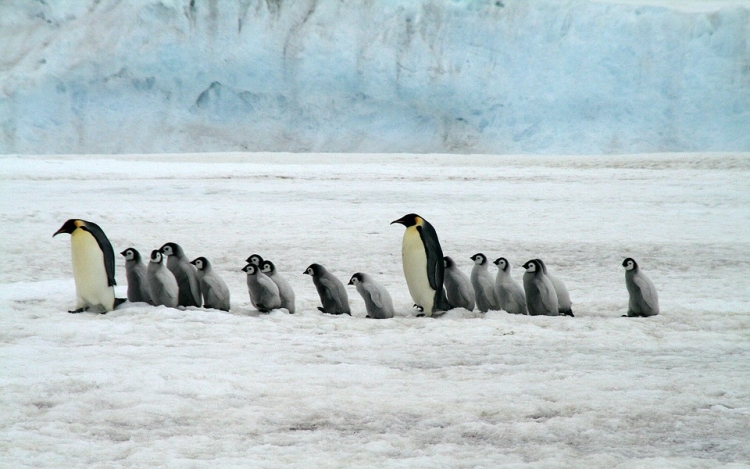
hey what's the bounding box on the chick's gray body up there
[146,250,179,308]
[349,273,394,319]
[536,259,573,317]
[261,261,295,314]
[493,258,527,315]
[121,248,152,304]
[306,264,350,315]
[523,259,559,316]
[443,257,475,311]
[244,264,281,313]
[471,254,500,313]
[161,243,201,307]
[192,257,230,311]
[623,258,659,317]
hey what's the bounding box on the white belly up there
[402,227,435,314]
[71,229,114,311]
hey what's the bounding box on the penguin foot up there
[416,313,425,317]
[114,298,127,309]
[366,315,371,319]
[317,307,327,314]
[68,307,87,314]
[413,304,424,312]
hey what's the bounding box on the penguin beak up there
[347,279,354,285]
[120,250,127,256]
[390,216,406,226]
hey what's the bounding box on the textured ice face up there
[1,0,749,154]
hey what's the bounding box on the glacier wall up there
[1,0,749,154]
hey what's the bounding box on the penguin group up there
[53,216,659,318]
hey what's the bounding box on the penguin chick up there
[470,253,500,313]
[160,242,202,307]
[304,263,351,315]
[391,213,451,317]
[493,257,528,315]
[243,263,281,313]
[261,260,295,314]
[522,259,559,316]
[121,247,152,304]
[146,250,179,308]
[535,259,574,317]
[348,272,394,319]
[191,257,230,312]
[443,256,475,311]
[53,219,124,313]
[622,258,659,317]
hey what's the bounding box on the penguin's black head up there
[471,253,487,265]
[522,259,540,273]
[494,257,509,271]
[622,258,638,271]
[160,242,182,257]
[150,250,164,263]
[348,272,364,286]
[242,264,258,275]
[443,256,454,268]
[261,260,276,274]
[121,247,141,261]
[304,263,323,276]
[191,256,209,271]
[53,219,85,237]
[391,213,421,227]
[247,254,264,266]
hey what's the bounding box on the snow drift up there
[1,0,749,155]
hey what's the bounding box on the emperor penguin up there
[261,260,296,314]
[443,256,475,311]
[146,249,179,308]
[121,247,152,304]
[493,257,528,315]
[160,242,201,307]
[622,258,659,317]
[348,272,395,319]
[470,253,501,313]
[243,263,281,313]
[391,213,452,317]
[304,263,351,315]
[535,259,574,317]
[191,257,231,311]
[522,259,559,316]
[53,219,124,313]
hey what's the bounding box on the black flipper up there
[81,220,117,287]
[416,223,444,293]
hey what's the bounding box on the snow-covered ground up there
[2,0,749,155]
[1,152,749,467]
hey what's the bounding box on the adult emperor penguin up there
[146,249,179,308]
[470,253,501,313]
[243,263,281,313]
[391,213,452,317]
[121,247,152,304]
[53,219,124,313]
[443,256,475,311]
[261,260,295,314]
[348,272,395,319]
[493,257,528,315]
[535,259,574,317]
[191,257,230,311]
[622,258,659,317]
[160,242,201,307]
[304,263,351,315]
[522,259,559,316]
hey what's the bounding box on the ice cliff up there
[1,0,748,154]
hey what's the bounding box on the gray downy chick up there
[191,256,230,312]
[261,260,295,314]
[160,242,202,307]
[493,257,528,315]
[442,256,475,311]
[535,258,573,317]
[121,247,152,304]
[522,259,559,316]
[470,253,500,313]
[146,249,179,308]
[242,263,281,313]
[304,263,351,315]
[622,258,659,317]
[348,272,394,319]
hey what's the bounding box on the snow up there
[1,0,749,155]
[1,152,749,467]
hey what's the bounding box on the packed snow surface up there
[1,152,749,467]
[1,0,750,154]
